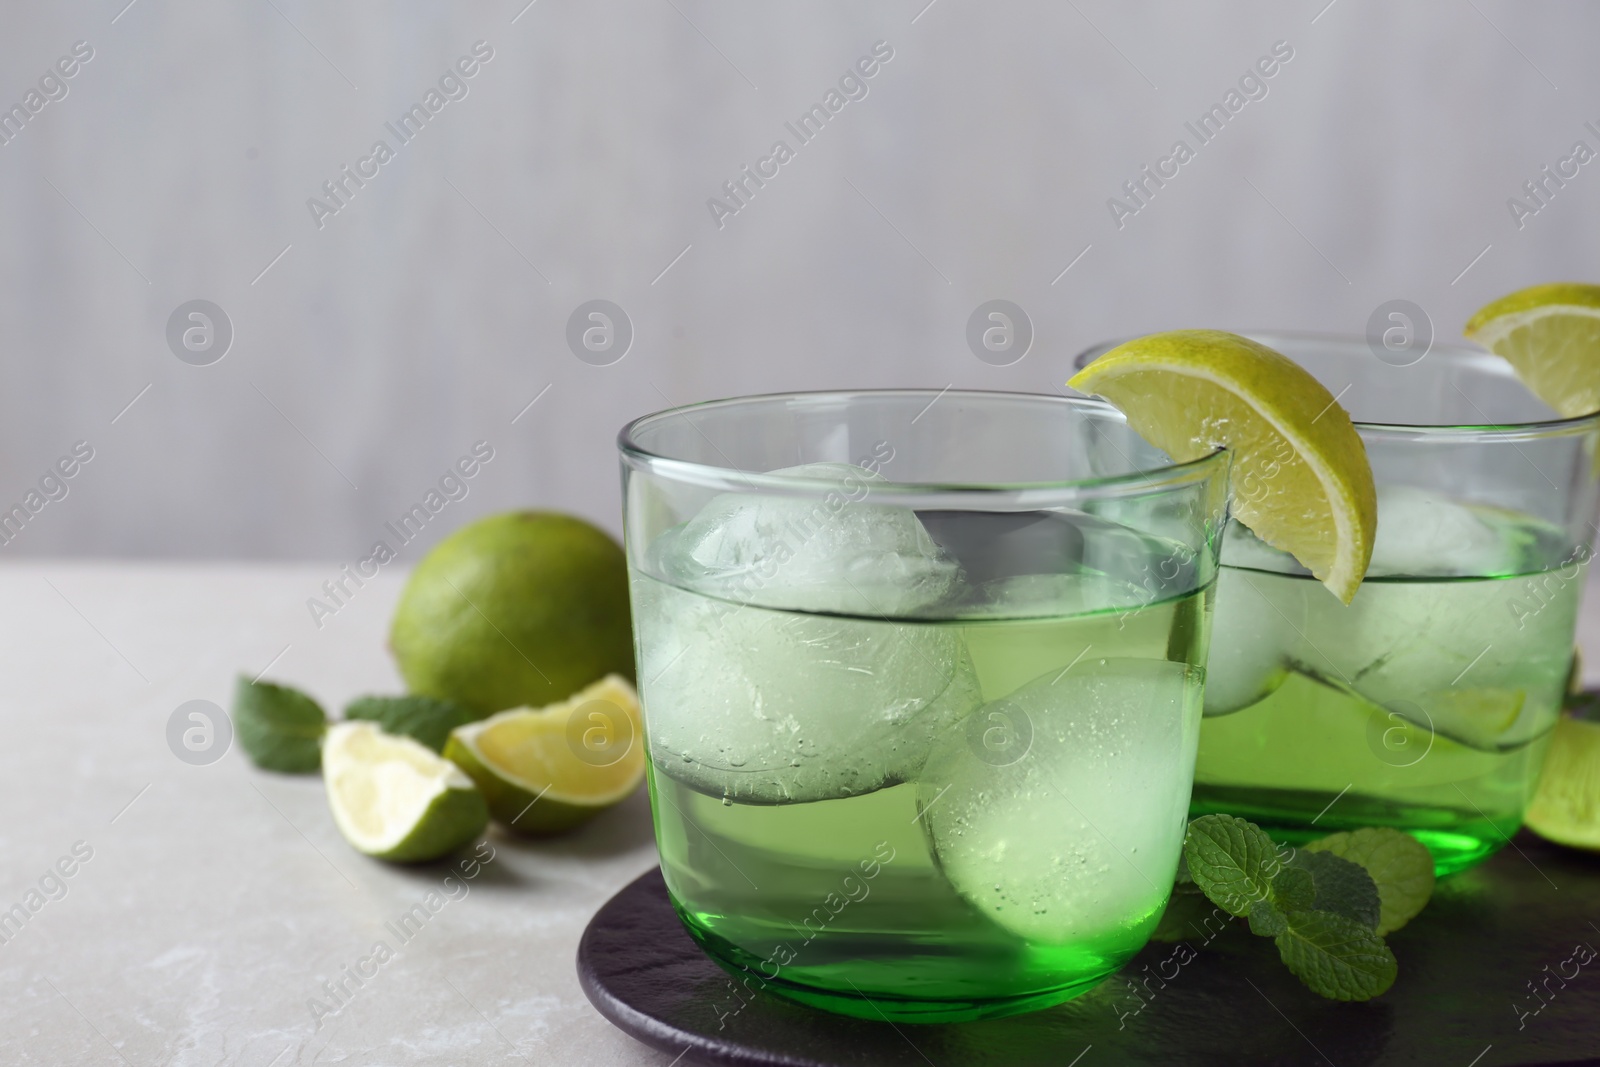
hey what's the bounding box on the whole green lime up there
[390,512,635,717]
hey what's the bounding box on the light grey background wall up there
[1,0,1596,560]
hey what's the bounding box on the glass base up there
[1190,784,1512,877]
[679,914,1104,1023]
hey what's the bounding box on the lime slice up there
[443,675,644,835]
[1423,687,1525,749]
[1069,329,1377,603]
[1464,283,1600,417]
[323,721,489,862]
[1524,708,1600,851]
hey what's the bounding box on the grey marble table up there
[0,563,671,1066]
[5,562,1600,1066]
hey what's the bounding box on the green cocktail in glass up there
[1079,333,1600,876]
[618,390,1225,1022]
[1194,506,1583,875]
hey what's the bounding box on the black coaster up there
[577,838,1600,1067]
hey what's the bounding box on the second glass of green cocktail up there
[1081,333,1600,876]
[619,390,1225,1022]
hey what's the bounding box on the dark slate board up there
[577,835,1600,1067]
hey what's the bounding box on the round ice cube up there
[1204,568,1297,715]
[920,659,1202,944]
[635,463,978,804]
[966,572,1149,618]
[636,576,982,803]
[1205,523,1300,714]
[1366,485,1525,578]
[674,462,960,616]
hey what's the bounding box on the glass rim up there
[617,387,1229,507]
[1074,330,1600,443]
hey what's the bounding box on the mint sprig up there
[1275,909,1397,1001]
[1295,850,1381,930]
[234,677,327,772]
[1303,827,1434,936]
[1181,815,1430,1001]
[1183,814,1285,917]
[343,694,475,752]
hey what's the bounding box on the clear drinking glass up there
[1079,333,1600,876]
[617,390,1227,1022]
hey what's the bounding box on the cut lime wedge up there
[1525,698,1600,851]
[1070,329,1377,602]
[444,675,644,836]
[323,721,489,862]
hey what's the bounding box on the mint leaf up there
[1248,899,1287,937]
[1180,815,1415,1002]
[1270,863,1316,912]
[344,695,475,752]
[1305,828,1434,935]
[234,677,326,772]
[1183,814,1284,917]
[1295,850,1381,931]
[1275,909,1397,1001]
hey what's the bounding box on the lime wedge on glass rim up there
[1069,329,1378,603]
[443,675,645,836]
[323,721,489,862]
[1465,283,1600,417]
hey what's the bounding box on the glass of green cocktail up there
[1079,332,1600,876]
[618,390,1225,1022]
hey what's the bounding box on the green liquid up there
[1192,670,1556,875]
[640,582,1209,1022]
[1194,512,1580,876]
